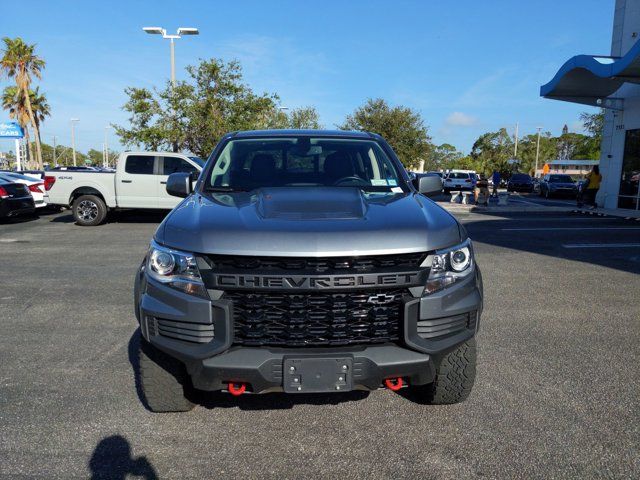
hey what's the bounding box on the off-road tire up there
[139,338,195,412]
[422,338,477,404]
[72,194,107,226]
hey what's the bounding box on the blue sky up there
[0,0,613,156]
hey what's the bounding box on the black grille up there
[226,289,406,347]
[205,252,425,274]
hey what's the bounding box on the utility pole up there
[70,118,79,166]
[513,122,519,158]
[52,135,57,166]
[103,126,112,167]
[534,127,542,178]
[143,27,199,152]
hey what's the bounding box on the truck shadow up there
[128,329,369,412]
[50,209,170,224]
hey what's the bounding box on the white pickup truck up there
[44,152,204,226]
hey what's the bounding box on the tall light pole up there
[513,122,519,159]
[52,135,57,166]
[143,26,199,89]
[103,126,112,168]
[70,118,79,166]
[534,127,542,178]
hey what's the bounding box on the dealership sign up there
[0,121,24,138]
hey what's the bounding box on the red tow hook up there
[228,382,247,396]
[384,377,404,391]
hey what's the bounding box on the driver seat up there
[324,152,355,183]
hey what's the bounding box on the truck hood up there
[156,187,461,256]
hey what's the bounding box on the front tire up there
[415,338,477,405]
[72,194,107,226]
[139,338,194,412]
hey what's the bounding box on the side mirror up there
[166,172,193,198]
[414,176,442,196]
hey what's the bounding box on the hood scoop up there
[256,187,367,220]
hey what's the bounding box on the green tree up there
[429,143,463,171]
[289,106,322,129]
[114,58,282,158]
[2,86,50,168]
[470,128,513,175]
[517,132,556,175]
[580,110,604,142]
[340,98,432,170]
[1,37,46,169]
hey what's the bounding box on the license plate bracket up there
[283,357,353,393]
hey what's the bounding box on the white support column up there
[14,139,22,171]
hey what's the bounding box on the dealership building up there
[541,0,640,211]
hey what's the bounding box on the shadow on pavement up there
[88,435,157,480]
[50,209,170,225]
[461,210,640,274]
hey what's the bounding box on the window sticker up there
[371,179,388,186]
[391,187,403,193]
[388,179,398,186]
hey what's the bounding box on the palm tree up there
[1,37,46,169]
[2,85,34,164]
[2,86,50,168]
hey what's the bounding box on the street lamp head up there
[143,27,165,35]
[177,27,199,36]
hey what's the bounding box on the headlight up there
[146,240,208,298]
[424,238,474,295]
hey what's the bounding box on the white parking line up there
[562,243,640,249]
[503,227,640,231]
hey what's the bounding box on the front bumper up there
[134,263,483,393]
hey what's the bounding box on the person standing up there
[491,170,501,197]
[583,165,602,209]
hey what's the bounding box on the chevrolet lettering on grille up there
[211,272,420,289]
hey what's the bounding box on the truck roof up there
[232,129,376,139]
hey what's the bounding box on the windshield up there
[0,172,36,182]
[447,172,470,179]
[188,156,205,168]
[205,137,404,192]
[511,174,531,181]
[549,175,573,183]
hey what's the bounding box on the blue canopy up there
[540,38,640,108]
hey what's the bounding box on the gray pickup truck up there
[44,152,203,225]
[134,130,483,412]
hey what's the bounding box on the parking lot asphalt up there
[1,208,639,479]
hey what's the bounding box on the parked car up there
[0,178,35,219]
[133,129,483,412]
[443,170,476,193]
[0,172,47,208]
[44,152,204,226]
[539,174,578,199]
[532,177,541,194]
[412,172,443,191]
[507,173,534,193]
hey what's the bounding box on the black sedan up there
[539,174,578,199]
[507,173,534,193]
[0,179,35,219]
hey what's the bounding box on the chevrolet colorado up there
[134,130,483,412]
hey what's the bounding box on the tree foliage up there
[1,37,46,168]
[340,98,432,170]
[114,58,286,158]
